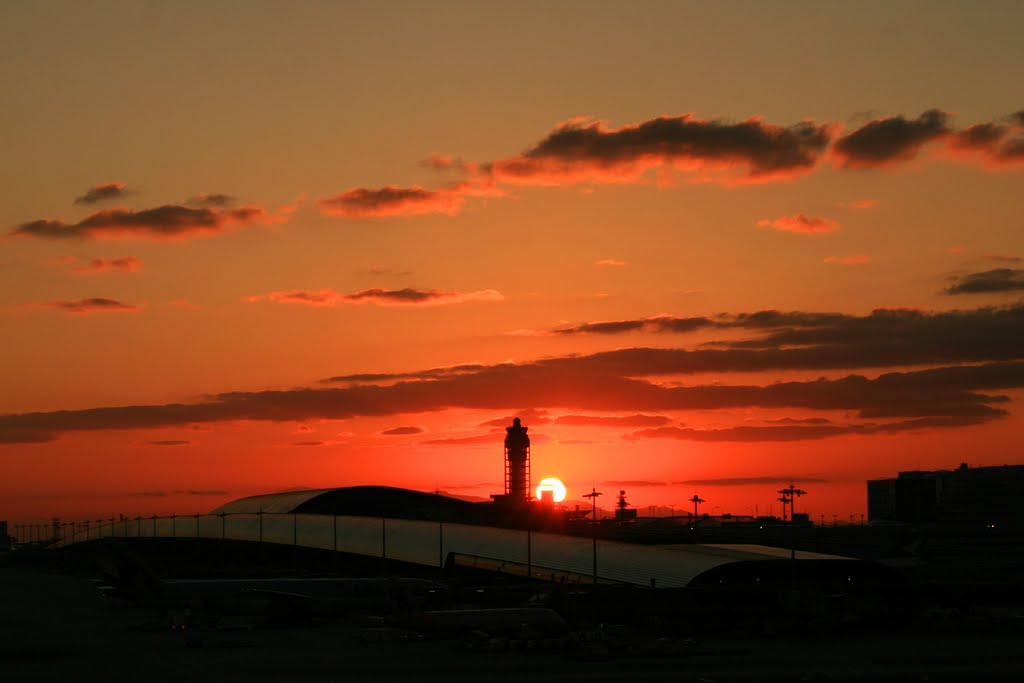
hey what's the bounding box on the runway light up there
[535,477,567,502]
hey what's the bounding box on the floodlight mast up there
[689,494,705,520]
[583,488,603,583]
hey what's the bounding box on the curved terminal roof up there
[211,486,479,521]
[110,486,870,588]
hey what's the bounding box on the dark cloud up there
[74,183,131,205]
[249,288,503,307]
[186,193,235,207]
[368,266,412,276]
[292,440,325,447]
[553,414,672,428]
[1,357,1018,445]
[833,109,951,167]
[944,269,1024,294]
[64,256,143,273]
[380,426,424,435]
[44,298,140,314]
[424,432,552,447]
[489,114,832,185]
[13,204,266,240]
[5,303,1024,444]
[319,180,500,218]
[629,415,994,442]
[325,363,493,385]
[553,316,711,336]
[421,433,505,446]
[478,408,552,427]
[948,114,1024,166]
[419,153,471,174]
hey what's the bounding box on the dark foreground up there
[3,557,1024,682]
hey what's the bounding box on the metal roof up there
[60,512,856,589]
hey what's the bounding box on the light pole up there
[777,484,808,588]
[583,488,603,584]
[689,494,705,521]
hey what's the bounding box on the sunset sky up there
[3,1,1023,525]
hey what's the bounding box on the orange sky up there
[2,1,1023,526]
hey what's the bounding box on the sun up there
[535,477,567,503]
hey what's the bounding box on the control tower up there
[503,417,531,501]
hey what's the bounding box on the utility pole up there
[583,488,603,584]
[689,494,705,521]
[777,484,808,588]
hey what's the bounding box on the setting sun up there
[535,477,567,503]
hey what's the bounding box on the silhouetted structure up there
[503,417,530,501]
[614,490,636,522]
[868,463,1024,525]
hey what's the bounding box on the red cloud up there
[248,287,504,307]
[945,115,1024,168]
[486,114,833,186]
[41,298,140,314]
[61,256,143,273]
[13,204,268,241]
[595,258,626,267]
[553,414,672,428]
[757,214,839,234]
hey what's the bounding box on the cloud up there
[1,358,1018,444]
[628,415,994,442]
[421,433,505,446]
[74,182,131,205]
[144,440,190,446]
[823,255,870,265]
[186,193,235,207]
[368,265,412,276]
[61,256,143,273]
[552,414,673,428]
[41,298,140,314]
[380,426,424,435]
[423,431,552,447]
[319,180,501,218]
[13,204,267,240]
[292,440,325,447]
[757,213,839,234]
[487,114,832,186]
[478,408,552,427]
[6,304,1024,444]
[248,287,504,307]
[833,109,951,167]
[542,305,1024,373]
[946,113,1024,167]
[595,259,626,267]
[420,153,471,174]
[944,268,1024,294]
[552,315,712,336]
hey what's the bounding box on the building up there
[868,463,1024,526]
